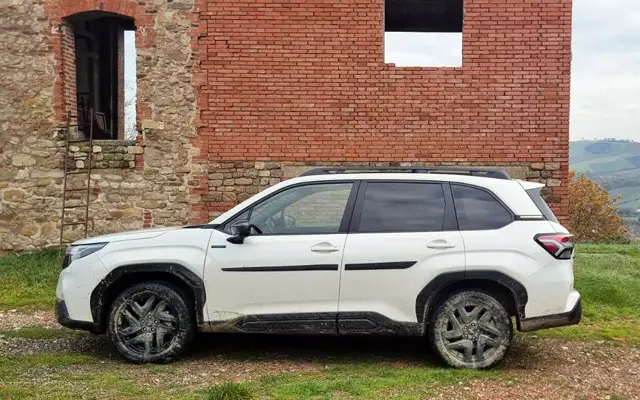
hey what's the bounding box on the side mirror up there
[227,221,251,244]
[284,215,297,228]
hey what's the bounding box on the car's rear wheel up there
[429,290,513,369]
[107,281,195,363]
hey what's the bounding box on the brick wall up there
[193,0,572,222]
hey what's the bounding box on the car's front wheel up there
[107,281,195,363]
[429,290,513,369]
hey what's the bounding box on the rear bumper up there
[56,300,101,334]
[519,296,582,332]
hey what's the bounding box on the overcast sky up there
[125,0,639,142]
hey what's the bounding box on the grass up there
[206,382,254,400]
[249,363,496,400]
[532,244,640,345]
[0,250,63,310]
[0,244,639,398]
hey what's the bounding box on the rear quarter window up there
[526,187,559,223]
[452,184,513,230]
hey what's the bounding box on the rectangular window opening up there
[384,0,463,67]
[70,13,137,140]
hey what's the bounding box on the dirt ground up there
[1,311,639,400]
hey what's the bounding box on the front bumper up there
[56,300,101,334]
[519,296,582,332]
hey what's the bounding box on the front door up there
[203,181,357,334]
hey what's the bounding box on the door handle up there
[427,240,456,249]
[311,243,340,253]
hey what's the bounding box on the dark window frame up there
[450,183,515,231]
[218,180,361,236]
[350,180,458,234]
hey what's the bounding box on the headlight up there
[63,243,108,269]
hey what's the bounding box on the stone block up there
[545,162,561,171]
[141,120,165,130]
[2,189,26,202]
[222,192,236,202]
[530,162,545,171]
[526,171,541,179]
[235,178,253,185]
[11,154,36,167]
[546,179,561,187]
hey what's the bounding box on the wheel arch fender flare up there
[415,271,528,326]
[90,263,206,332]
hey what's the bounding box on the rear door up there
[337,181,465,331]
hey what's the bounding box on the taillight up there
[534,233,574,259]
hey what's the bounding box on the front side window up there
[452,185,513,230]
[225,183,353,235]
[357,182,446,233]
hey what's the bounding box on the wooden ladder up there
[59,109,95,248]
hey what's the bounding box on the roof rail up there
[299,166,511,180]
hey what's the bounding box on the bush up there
[206,382,254,400]
[568,171,629,243]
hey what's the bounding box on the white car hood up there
[72,226,182,245]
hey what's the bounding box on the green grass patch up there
[0,250,63,310]
[251,363,496,400]
[206,382,254,400]
[0,353,192,399]
[534,244,640,345]
[0,353,98,381]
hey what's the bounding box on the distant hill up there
[570,139,640,211]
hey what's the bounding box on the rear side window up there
[452,185,513,230]
[526,187,559,223]
[357,182,446,232]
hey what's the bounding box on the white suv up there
[56,167,581,369]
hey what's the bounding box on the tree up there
[568,171,629,243]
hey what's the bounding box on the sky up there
[125,0,640,142]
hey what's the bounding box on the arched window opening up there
[65,11,136,140]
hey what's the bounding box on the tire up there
[429,290,513,369]
[107,281,195,363]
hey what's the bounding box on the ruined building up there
[0,0,571,252]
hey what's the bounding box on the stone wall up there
[0,0,200,253]
[0,0,62,253]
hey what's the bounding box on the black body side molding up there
[415,271,528,324]
[90,263,207,333]
[221,264,339,272]
[344,261,416,271]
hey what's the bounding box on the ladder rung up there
[63,204,88,209]
[68,139,92,143]
[66,170,90,175]
[62,222,87,226]
[65,188,89,192]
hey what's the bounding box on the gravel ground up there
[0,309,58,331]
[1,311,639,399]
